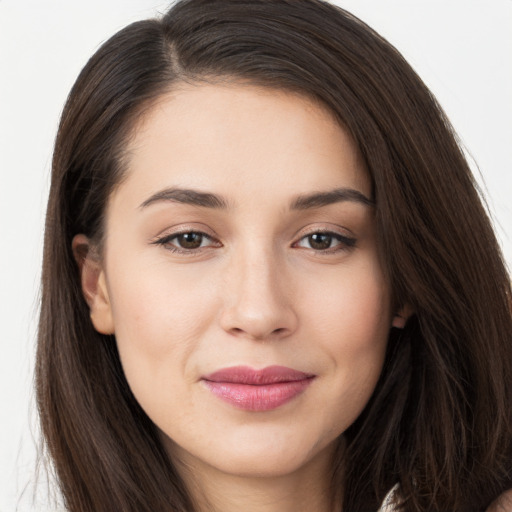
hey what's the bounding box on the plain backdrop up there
[1,1,511,509]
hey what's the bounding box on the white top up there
[376,486,512,512]
[377,485,399,512]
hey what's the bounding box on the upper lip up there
[202,365,315,385]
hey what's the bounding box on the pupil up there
[178,233,202,249]
[309,233,332,250]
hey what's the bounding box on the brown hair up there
[36,0,512,510]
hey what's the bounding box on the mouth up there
[201,365,316,411]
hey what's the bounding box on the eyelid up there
[296,223,354,237]
[150,222,218,241]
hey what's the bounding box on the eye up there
[153,230,220,252]
[173,232,208,249]
[295,231,356,252]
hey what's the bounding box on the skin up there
[487,490,512,512]
[75,83,408,512]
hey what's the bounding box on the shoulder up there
[486,490,512,512]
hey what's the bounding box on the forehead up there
[117,83,370,208]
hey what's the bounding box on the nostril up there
[227,325,290,340]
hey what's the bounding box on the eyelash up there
[152,229,356,255]
[293,230,356,253]
[152,230,220,254]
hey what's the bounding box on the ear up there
[391,303,414,329]
[72,234,115,335]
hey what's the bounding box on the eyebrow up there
[139,188,230,209]
[139,186,373,211]
[290,188,374,209]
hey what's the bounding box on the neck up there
[172,443,342,512]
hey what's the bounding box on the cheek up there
[304,257,391,349]
[109,258,216,348]
[303,260,391,427]
[106,262,218,414]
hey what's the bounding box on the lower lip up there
[202,379,314,411]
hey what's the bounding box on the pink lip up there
[202,365,315,411]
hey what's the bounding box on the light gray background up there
[1,1,511,509]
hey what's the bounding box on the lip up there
[201,365,315,411]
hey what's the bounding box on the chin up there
[215,449,312,478]
[165,424,337,480]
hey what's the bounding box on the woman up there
[36,0,512,510]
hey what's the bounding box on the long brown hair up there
[36,1,512,510]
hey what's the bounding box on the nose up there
[219,245,298,341]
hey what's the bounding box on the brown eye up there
[295,231,356,252]
[153,230,219,252]
[308,233,333,250]
[176,232,204,249]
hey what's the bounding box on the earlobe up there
[72,234,115,335]
[391,303,413,329]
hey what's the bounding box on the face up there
[78,83,395,481]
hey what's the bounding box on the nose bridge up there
[220,239,297,340]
